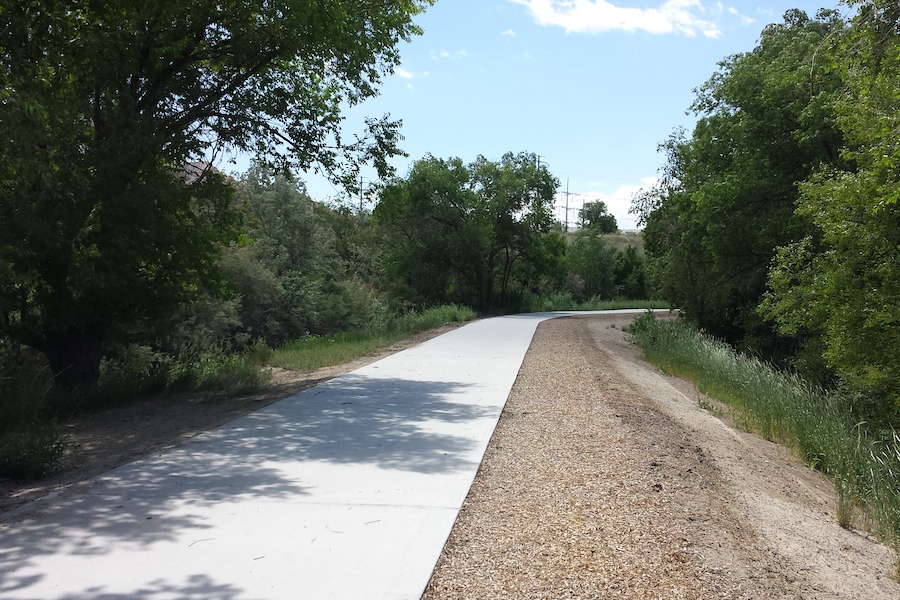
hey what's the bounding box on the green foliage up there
[763,2,900,407]
[566,230,618,301]
[388,304,477,334]
[578,200,618,233]
[0,0,432,388]
[519,292,668,313]
[0,347,65,479]
[613,246,649,299]
[165,343,271,397]
[375,152,560,310]
[563,229,648,302]
[0,424,65,481]
[237,166,391,339]
[629,314,900,555]
[271,332,390,373]
[634,9,847,343]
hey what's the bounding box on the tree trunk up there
[36,327,104,389]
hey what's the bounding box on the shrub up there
[166,342,271,397]
[0,424,65,480]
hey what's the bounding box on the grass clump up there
[627,311,900,565]
[165,342,272,397]
[0,364,66,480]
[270,304,475,372]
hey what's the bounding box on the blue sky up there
[238,0,850,229]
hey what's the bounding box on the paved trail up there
[1,312,896,599]
[0,312,614,600]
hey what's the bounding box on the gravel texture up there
[422,314,899,600]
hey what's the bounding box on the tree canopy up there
[633,8,846,345]
[374,152,561,310]
[578,200,617,233]
[636,3,900,411]
[0,0,432,386]
[763,1,900,403]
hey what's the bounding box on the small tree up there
[375,152,559,310]
[578,201,618,233]
[567,231,617,301]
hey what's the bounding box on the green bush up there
[388,304,476,334]
[0,357,66,480]
[166,342,271,397]
[0,423,65,480]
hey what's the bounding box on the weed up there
[697,397,724,418]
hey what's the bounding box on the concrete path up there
[0,311,653,600]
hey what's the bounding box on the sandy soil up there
[1,314,897,598]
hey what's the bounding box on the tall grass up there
[628,311,900,564]
[0,367,65,480]
[269,304,476,372]
[520,291,669,313]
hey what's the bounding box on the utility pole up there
[565,179,570,232]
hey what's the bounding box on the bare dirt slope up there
[423,314,899,599]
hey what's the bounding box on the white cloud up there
[727,6,755,25]
[510,0,722,38]
[502,29,517,36]
[395,67,414,79]
[431,49,468,60]
[557,177,658,230]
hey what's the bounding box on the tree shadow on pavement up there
[0,375,487,599]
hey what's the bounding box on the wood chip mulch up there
[421,315,899,600]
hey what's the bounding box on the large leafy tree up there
[375,152,559,310]
[578,200,617,233]
[0,0,432,386]
[634,9,847,347]
[566,231,617,300]
[763,1,900,406]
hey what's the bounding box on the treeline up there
[634,5,900,422]
[1,153,650,401]
[375,152,649,311]
[0,0,658,478]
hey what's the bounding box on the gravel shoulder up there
[423,314,899,599]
